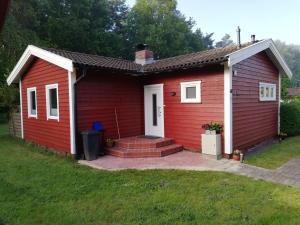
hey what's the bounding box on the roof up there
[46,48,142,72]
[7,39,293,85]
[45,43,252,73]
[143,43,252,72]
[287,88,300,97]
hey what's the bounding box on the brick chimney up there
[135,44,154,65]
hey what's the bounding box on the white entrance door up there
[144,84,164,137]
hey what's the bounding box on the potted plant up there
[278,132,288,143]
[201,122,223,158]
[202,122,223,135]
[106,138,115,148]
[232,150,241,161]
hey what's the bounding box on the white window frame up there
[27,87,37,118]
[180,81,201,103]
[259,82,276,101]
[45,84,59,121]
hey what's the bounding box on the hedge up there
[280,100,300,136]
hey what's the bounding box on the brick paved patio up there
[79,151,300,187]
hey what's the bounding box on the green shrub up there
[281,100,300,136]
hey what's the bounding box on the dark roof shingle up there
[45,42,255,74]
[46,48,142,72]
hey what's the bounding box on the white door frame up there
[144,84,165,137]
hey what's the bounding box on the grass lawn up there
[0,125,300,225]
[245,136,300,169]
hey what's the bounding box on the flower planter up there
[201,133,221,159]
[106,141,114,148]
[205,130,217,135]
[232,154,240,161]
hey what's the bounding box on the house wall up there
[232,51,279,150]
[21,59,71,153]
[144,66,225,152]
[76,70,144,150]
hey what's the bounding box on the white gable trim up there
[7,45,73,85]
[227,39,292,79]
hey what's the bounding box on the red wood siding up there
[232,52,279,150]
[145,66,224,152]
[21,59,70,153]
[76,71,144,150]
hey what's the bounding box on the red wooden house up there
[7,39,292,158]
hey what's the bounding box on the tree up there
[215,34,233,48]
[275,40,300,88]
[125,0,213,59]
[0,0,214,113]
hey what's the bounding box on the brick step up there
[115,137,174,149]
[106,144,183,158]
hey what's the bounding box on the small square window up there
[46,84,59,120]
[27,87,37,118]
[181,81,201,103]
[186,87,197,99]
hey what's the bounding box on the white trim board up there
[227,39,292,79]
[27,87,38,118]
[68,71,76,155]
[45,83,60,121]
[7,45,73,85]
[224,63,233,154]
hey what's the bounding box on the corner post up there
[224,63,233,155]
[68,70,76,156]
[278,73,282,135]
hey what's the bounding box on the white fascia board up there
[7,45,73,85]
[227,39,293,79]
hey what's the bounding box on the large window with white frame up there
[27,87,37,118]
[46,84,59,120]
[180,81,201,103]
[259,82,276,101]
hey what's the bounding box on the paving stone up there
[78,151,300,187]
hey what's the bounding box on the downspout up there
[73,66,87,159]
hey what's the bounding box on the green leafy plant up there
[280,100,300,136]
[202,122,223,134]
[106,138,115,147]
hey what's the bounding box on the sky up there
[126,0,300,45]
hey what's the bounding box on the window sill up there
[47,116,59,121]
[181,101,202,104]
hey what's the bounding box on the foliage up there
[0,0,214,112]
[215,34,233,48]
[275,40,300,88]
[0,84,19,113]
[126,0,213,59]
[281,76,289,99]
[1,133,300,224]
[202,122,223,133]
[245,136,300,169]
[280,99,300,136]
[0,123,8,135]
